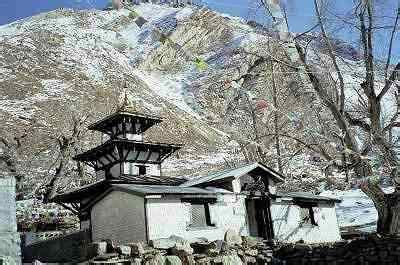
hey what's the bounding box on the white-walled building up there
[52,101,342,244]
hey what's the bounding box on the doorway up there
[246,197,274,240]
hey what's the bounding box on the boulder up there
[169,235,188,245]
[171,242,194,255]
[130,242,145,256]
[196,257,212,265]
[145,253,166,265]
[206,248,220,257]
[224,229,242,246]
[87,241,107,257]
[150,238,176,250]
[221,254,242,265]
[93,252,119,261]
[244,249,258,257]
[220,242,230,254]
[214,240,224,252]
[179,254,195,265]
[191,241,217,254]
[151,235,188,250]
[116,245,131,256]
[213,256,222,264]
[244,255,257,264]
[242,236,259,248]
[135,16,147,28]
[166,255,182,265]
[187,237,208,244]
[104,239,116,252]
[132,258,142,265]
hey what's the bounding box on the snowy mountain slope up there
[0,3,393,232]
[0,5,237,186]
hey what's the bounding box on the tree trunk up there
[270,60,283,173]
[368,189,400,235]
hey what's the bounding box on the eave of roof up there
[112,184,230,195]
[88,111,163,131]
[73,139,183,162]
[274,191,342,203]
[50,180,111,203]
[180,162,284,188]
[50,181,232,204]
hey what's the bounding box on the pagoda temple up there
[77,94,182,183]
[49,93,341,247]
[51,93,183,219]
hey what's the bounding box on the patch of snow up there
[134,3,192,22]
[41,79,68,97]
[321,187,395,232]
[132,69,200,118]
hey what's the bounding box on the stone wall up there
[85,233,278,265]
[274,235,400,265]
[0,177,21,264]
[22,230,90,263]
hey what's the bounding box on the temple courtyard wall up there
[21,232,400,264]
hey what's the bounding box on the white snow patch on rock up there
[132,69,200,118]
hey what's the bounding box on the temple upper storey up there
[73,90,182,183]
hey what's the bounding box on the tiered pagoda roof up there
[74,139,182,169]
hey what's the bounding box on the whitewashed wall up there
[270,200,341,243]
[123,162,161,176]
[146,194,249,241]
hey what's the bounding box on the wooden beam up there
[59,203,79,215]
[144,149,152,163]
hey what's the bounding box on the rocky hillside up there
[0,4,309,191]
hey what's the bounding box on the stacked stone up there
[87,230,276,264]
[273,234,400,265]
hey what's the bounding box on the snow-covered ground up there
[321,187,394,232]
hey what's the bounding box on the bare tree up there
[260,0,400,233]
[43,114,89,203]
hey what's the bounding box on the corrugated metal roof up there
[113,184,231,195]
[276,191,341,203]
[180,162,284,188]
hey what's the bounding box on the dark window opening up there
[299,206,318,226]
[185,201,215,228]
[137,165,146,175]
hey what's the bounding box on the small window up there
[299,206,317,226]
[189,203,214,228]
[138,165,146,175]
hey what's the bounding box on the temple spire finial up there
[117,82,137,113]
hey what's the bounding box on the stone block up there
[224,229,242,246]
[170,242,193,255]
[242,236,259,248]
[221,254,242,265]
[244,249,258,257]
[190,241,217,254]
[131,258,142,265]
[165,255,182,265]
[244,255,256,264]
[88,241,107,257]
[117,245,131,256]
[145,253,166,265]
[130,242,145,256]
[150,235,188,250]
